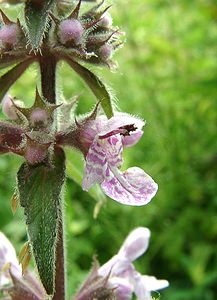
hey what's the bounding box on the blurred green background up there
[0,0,217,299]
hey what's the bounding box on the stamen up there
[99,124,137,139]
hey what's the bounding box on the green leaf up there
[25,0,55,50]
[65,149,106,217]
[0,59,33,102]
[17,149,65,296]
[0,53,27,70]
[64,56,114,118]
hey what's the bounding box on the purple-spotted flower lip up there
[98,227,169,300]
[81,112,158,206]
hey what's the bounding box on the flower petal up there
[103,135,123,167]
[109,277,133,300]
[82,139,110,191]
[141,275,169,292]
[0,232,21,286]
[122,130,143,147]
[133,271,152,300]
[101,167,158,205]
[118,228,151,262]
[98,254,120,277]
[101,113,145,136]
[133,273,169,300]
[80,116,107,149]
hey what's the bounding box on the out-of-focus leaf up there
[0,59,33,102]
[64,56,114,118]
[25,0,55,50]
[17,149,65,296]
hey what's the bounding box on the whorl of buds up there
[14,89,59,131]
[53,1,123,67]
[0,89,59,165]
[58,19,84,45]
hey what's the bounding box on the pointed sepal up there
[14,88,60,129]
[69,0,82,19]
[0,9,13,25]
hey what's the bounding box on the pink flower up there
[0,232,46,300]
[98,227,169,300]
[0,232,21,286]
[81,113,158,205]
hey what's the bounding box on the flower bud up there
[118,227,151,262]
[59,19,84,45]
[0,24,18,47]
[98,44,113,60]
[24,145,48,165]
[24,133,52,165]
[30,108,49,127]
[2,94,18,120]
[98,13,113,27]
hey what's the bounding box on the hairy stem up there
[53,211,66,300]
[39,53,56,103]
[39,53,66,299]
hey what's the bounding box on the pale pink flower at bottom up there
[81,113,158,206]
[0,232,46,300]
[98,227,169,300]
[0,233,21,286]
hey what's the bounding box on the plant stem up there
[39,53,56,104]
[39,53,66,300]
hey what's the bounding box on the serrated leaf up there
[0,59,33,102]
[64,57,114,118]
[17,149,65,296]
[65,149,106,214]
[25,0,55,50]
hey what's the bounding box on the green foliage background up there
[0,0,217,299]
